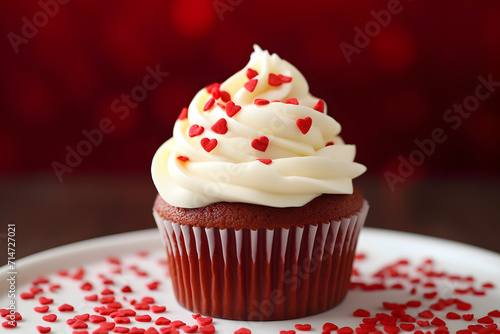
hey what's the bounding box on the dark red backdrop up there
[1,0,499,182]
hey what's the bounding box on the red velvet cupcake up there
[151,45,368,320]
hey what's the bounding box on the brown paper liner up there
[154,200,368,321]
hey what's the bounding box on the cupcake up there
[151,45,368,321]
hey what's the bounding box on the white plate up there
[1,228,499,333]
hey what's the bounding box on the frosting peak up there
[152,45,366,208]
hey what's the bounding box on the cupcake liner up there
[153,200,369,320]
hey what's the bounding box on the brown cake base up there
[153,197,369,321]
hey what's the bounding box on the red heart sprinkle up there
[257,158,272,165]
[478,316,494,324]
[383,325,400,334]
[488,310,500,317]
[72,267,85,280]
[234,328,252,334]
[211,118,228,134]
[177,156,189,162]
[468,325,484,332]
[220,91,231,102]
[294,324,311,331]
[244,79,258,92]
[203,97,216,111]
[196,316,213,326]
[30,287,43,295]
[171,320,186,328]
[279,331,294,334]
[285,98,298,105]
[20,292,34,299]
[211,87,220,99]
[313,99,324,113]
[251,136,269,152]
[416,320,429,327]
[456,330,473,334]
[90,315,106,323]
[34,306,49,313]
[36,326,51,333]
[151,305,166,313]
[146,281,160,290]
[400,323,415,331]
[84,294,98,301]
[93,328,109,334]
[101,288,114,295]
[134,302,150,310]
[418,310,434,319]
[114,317,130,324]
[141,297,155,304]
[435,325,449,334]
[182,325,199,333]
[423,291,437,299]
[121,309,136,316]
[353,309,371,317]
[110,311,125,318]
[200,325,215,334]
[42,314,57,322]
[225,101,241,117]
[121,286,132,293]
[406,300,421,307]
[254,98,269,105]
[100,322,116,330]
[71,320,88,329]
[430,317,446,327]
[74,313,89,321]
[32,276,49,285]
[192,314,201,319]
[114,326,130,333]
[391,308,406,317]
[39,296,53,305]
[155,317,171,326]
[462,314,474,321]
[337,327,354,334]
[323,323,339,331]
[66,319,76,325]
[246,68,258,79]
[80,282,92,291]
[296,117,312,134]
[429,301,445,310]
[178,107,188,120]
[100,296,115,304]
[58,304,74,312]
[446,312,461,319]
[2,321,17,328]
[205,82,220,94]
[278,74,292,82]
[57,270,68,276]
[268,73,283,86]
[135,314,152,322]
[456,300,472,310]
[400,315,416,322]
[201,138,218,152]
[380,318,397,326]
[362,318,378,324]
[188,124,204,137]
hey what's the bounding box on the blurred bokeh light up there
[1,0,499,179]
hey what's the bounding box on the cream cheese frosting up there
[152,45,366,208]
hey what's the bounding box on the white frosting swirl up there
[152,45,366,208]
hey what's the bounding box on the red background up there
[1,0,500,182]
